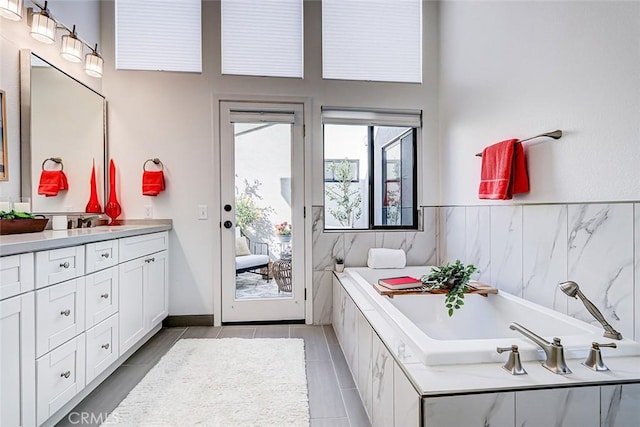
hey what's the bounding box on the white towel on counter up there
[367,248,407,269]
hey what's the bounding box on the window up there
[323,109,420,230]
[322,0,422,83]
[115,0,202,72]
[221,0,303,78]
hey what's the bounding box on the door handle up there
[223,220,233,229]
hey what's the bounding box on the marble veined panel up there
[441,206,466,264]
[343,233,376,267]
[465,206,491,282]
[567,204,634,338]
[490,205,523,296]
[522,204,568,313]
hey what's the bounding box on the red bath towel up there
[478,139,529,200]
[142,170,165,196]
[37,170,70,197]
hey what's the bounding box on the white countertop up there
[0,221,172,256]
[336,272,640,397]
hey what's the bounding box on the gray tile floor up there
[56,325,370,427]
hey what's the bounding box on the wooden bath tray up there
[373,281,498,298]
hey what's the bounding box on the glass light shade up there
[60,34,83,63]
[0,0,23,21]
[30,12,55,44]
[84,52,103,78]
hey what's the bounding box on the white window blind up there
[322,108,422,128]
[322,0,422,83]
[115,0,202,73]
[222,0,303,78]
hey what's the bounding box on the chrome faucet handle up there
[582,342,617,371]
[497,345,527,375]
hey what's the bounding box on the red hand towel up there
[142,170,165,196]
[478,139,529,200]
[38,170,61,196]
[59,171,69,191]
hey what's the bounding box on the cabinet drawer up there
[85,267,119,329]
[0,252,34,300]
[85,314,119,384]
[119,231,168,263]
[36,334,86,426]
[36,278,86,358]
[85,240,119,274]
[35,246,85,289]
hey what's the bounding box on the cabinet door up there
[85,314,119,384]
[85,240,119,274]
[119,232,168,263]
[36,334,86,426]
[0,253,34,300]
[0,293,36,427]
[118,258,145,355]
[145,250,168,330]
[35,246,85,289]
[85,267,119,329]
[35,278,86,358]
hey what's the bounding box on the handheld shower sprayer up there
[559,281,622,340]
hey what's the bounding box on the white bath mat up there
[102,338,309,427]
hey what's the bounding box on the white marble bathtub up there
[344,266,640,366]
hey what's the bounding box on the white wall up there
[100,0,440,316]
[0,0,102,199]
[439,0,640,204]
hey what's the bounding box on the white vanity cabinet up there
[0,225,170,427]
[0,293,36,427]
[118,232,168,355]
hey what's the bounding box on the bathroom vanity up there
[0,223,170,427]
[333,269,640,427]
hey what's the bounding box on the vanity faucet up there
[509,322,572,374]
[77,215,101,228]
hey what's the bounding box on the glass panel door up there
[220,102,305,322]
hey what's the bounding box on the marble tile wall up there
[438,203,638,340]
[311,206,438,324]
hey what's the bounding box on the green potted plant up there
[421,260,477,317]
[335,257,344,272]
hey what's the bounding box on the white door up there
[220,101,305,322]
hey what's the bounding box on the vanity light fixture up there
[60,25,83,63]
[30,1,55,44]
[21,0,105,78]
[0,0,23,21]
[84,44,104,78]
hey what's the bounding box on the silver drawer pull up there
[101,253,110,259]
[102,343,110,350]
[60,309,71,316]
[60,371,71,379]
[100,293,109,299]
[59,261,70,269]
[145,257,155,263]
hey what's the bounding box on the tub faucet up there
[559,281,622,340]
[509,322,572,374]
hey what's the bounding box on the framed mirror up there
[20,50,106,214]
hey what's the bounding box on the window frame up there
[322,108,421,231]
[370,127,418,230]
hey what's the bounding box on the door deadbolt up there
[224,204,232,212]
